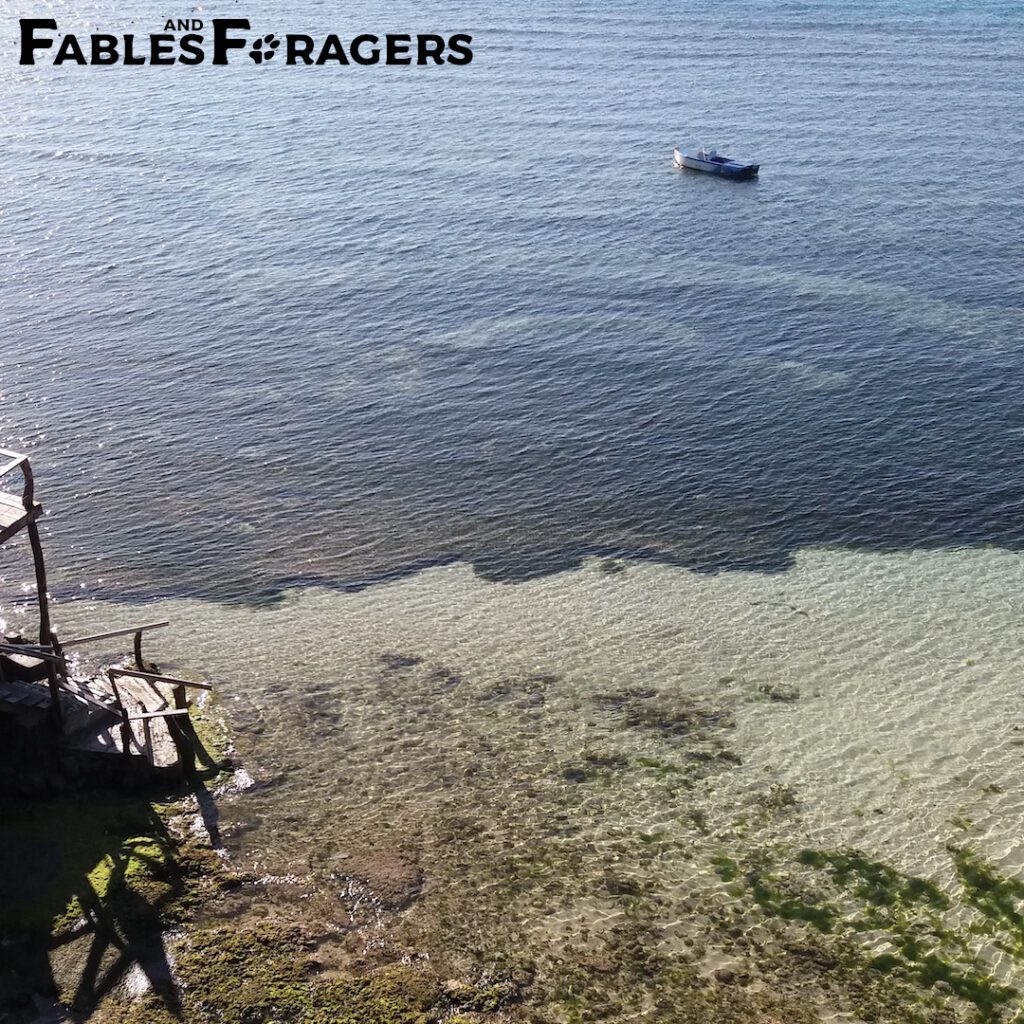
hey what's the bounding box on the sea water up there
[2,0,1024,1017]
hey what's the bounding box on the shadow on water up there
[10,275,1024,610]
[29,542,996,614]
[46,527,1014,610]
[52,541,802,608]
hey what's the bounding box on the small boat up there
[673,146,759,180]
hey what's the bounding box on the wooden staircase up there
[1,626,211,778]
[1,449,212,781]
[0,450,37,545]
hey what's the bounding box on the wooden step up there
[0,489,32,544]
[0,650,50,683]
[0,677,52,711]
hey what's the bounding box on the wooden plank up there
[62,684,118,716]
[0,644,66,665]
[0,495,28,524]
[62,621,170,647]
[128,709,190,722]
[108,667,212,691]
[0,679,52,709]
[0,454,27,479]
[12,690,48,707]
[0,452,34,511]
[0,492,33,544]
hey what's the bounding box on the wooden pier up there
[0,449,212,787]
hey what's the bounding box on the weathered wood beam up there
[0,643,65,664]
[107,667,213,691]
[61,622,170,647]
[128,709,190,722]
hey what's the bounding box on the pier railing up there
[0,447,36,511]
[1,621,212,776]
[107,666,213,775]
[2,450,213,778]
[0,449,53,691]
[62,620,170,672]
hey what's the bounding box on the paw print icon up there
[249,34,281,64]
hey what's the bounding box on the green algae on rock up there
[29,551,1024,1024]
[95,920,526,1024]
[716,842,1024,1023]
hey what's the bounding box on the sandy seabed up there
[38,546,1024,1021]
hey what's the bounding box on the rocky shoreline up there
[4,676,1023,1024]
[9,545,1024,1024]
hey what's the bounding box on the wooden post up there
[109,676,133,759]
[142,717,153,763]
[27,519,62,726]
[44,661,63,728]
[119,707,133,760]
[25,522,50,645]
[171,683,196,777]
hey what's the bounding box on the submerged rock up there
[759,683,801,703]
[330,850,424,910]
[623,700,734,736]
[379,652,424,671]
[426,665,462,687]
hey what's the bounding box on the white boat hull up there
[673,147,759,180]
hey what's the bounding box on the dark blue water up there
[2,0,1023,603]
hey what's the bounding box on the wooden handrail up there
[61,622,170,647]
[0,454,27,478]
[128,708,190,722]
[63,683,118,716]
[0,449,35,510]
[0,643,66,665]
[107,667,212,691]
